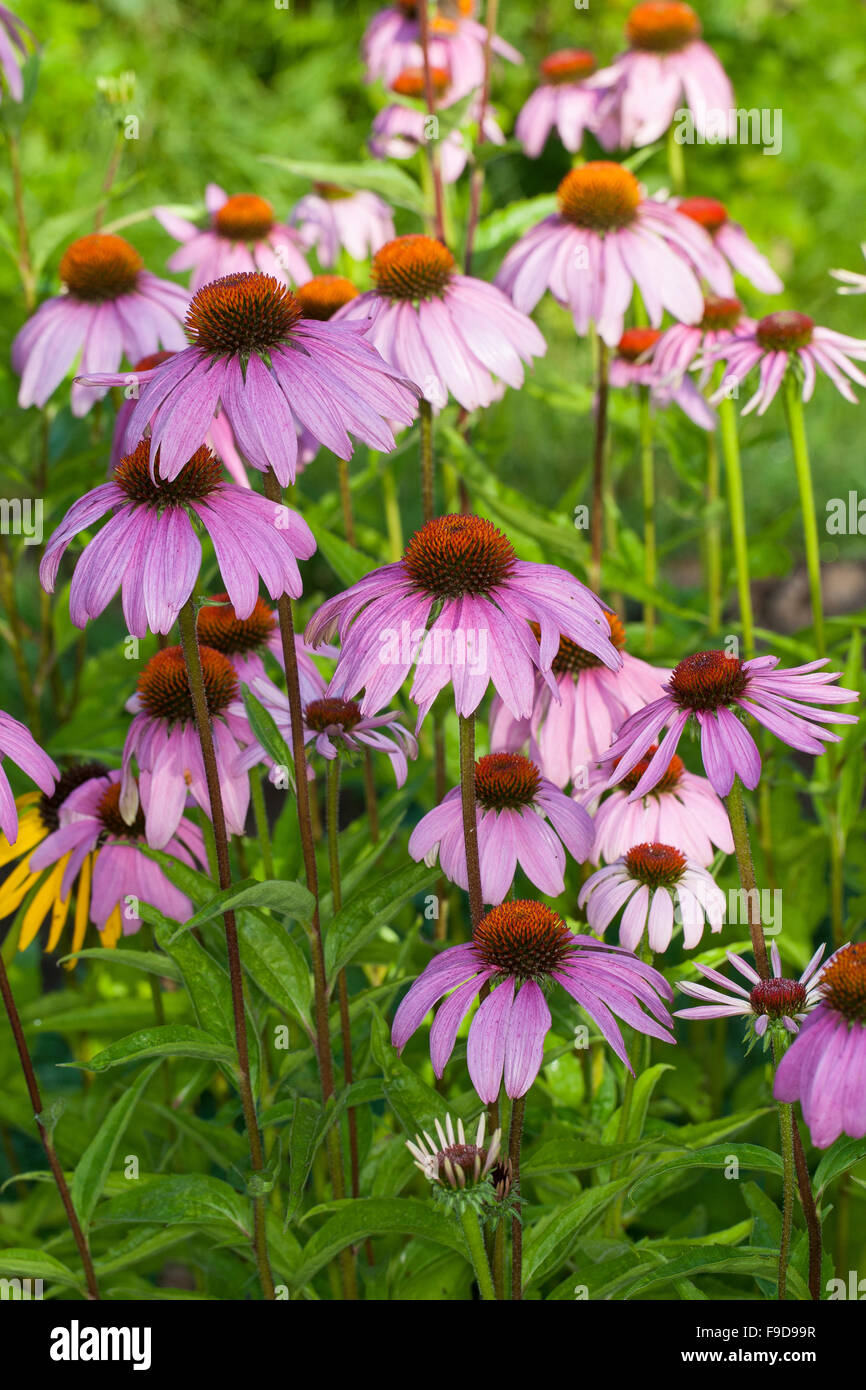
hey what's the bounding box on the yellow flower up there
[0,765,121,956]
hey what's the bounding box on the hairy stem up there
[177,601,275,1300]
[261,470,356,1299]
[0,952,100,1299]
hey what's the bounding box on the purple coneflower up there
[676,941,825,1038]
[87,271,418,485]
[588,2,733,150]
[580,746,733,868]
[107,351,252,487]
[237,684,415,787]
[121,645,252,848]
[29,770,207,936]
[579,842,726,952]
[601,650,858,799]
[13,234,188,416]
[675,197,783,295]
[370,68,505,184]
[155,184,311,292]
[653,294,751,390]
[490,613,666,789]
[335,234,545,412]
[392,899,674,1100]
[39,443,315,639]
[610,327,716,429]
[515,49,611,158]
[705,310,866,414]
[495,161,732,346]
[362,1,521,101]
[197,593,327,691]
[306,513,621,726]
[774,942,866,1146]
[409,751,593,903]
[0,4,35,101]
[0,710,58,844]
[291,184,395,266]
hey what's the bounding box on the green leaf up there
[285,1096,340,1222]
[628,1144,783,1205]
[814,1135,866,1195]
[170,877,314,937]
[154,924,260,1091]
[369,1008,451,1136]
[625,1063,674,1142]
[473,194,557,254]
[77,1025,235,1073]
[241,686,295,788]
[97,1175,251,1237]
[71,1063,160,1229]
[291,1198,465,1289]
[315,527,378,589]
[58,948,181,982]
[261,156,424,211]
[522,1137,658,1177]
[325,861,438,976]
[237,914,313,1027]
[0,1248,82,1291]
[623,1245,810,1300]
[522,1180,627,1289]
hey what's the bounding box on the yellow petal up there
[0,858,40,917]
[0,807,44,866]
[102,903,122,948]
[19,863,66,951]
[65,853,93,968]
[46,871,74,953]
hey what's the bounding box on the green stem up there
[666,122,686,195]
[327,759,361,1206]
[249,772,274,880]
[639,386,656,651]
[337,458,356,547]
[776,1092,796,1300]
[724,777,769,979]
[420,397,435,523]
[508,1094,525,1300]
[459,1206,497,1301]
[718,392,755,657]
[177,602,275,1300]
[705,424,722,633]
[458,714,483,928]
[590,340,609,592]
[0,953,100,1299]
[783,375,825,655]
[381,463,403,562]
